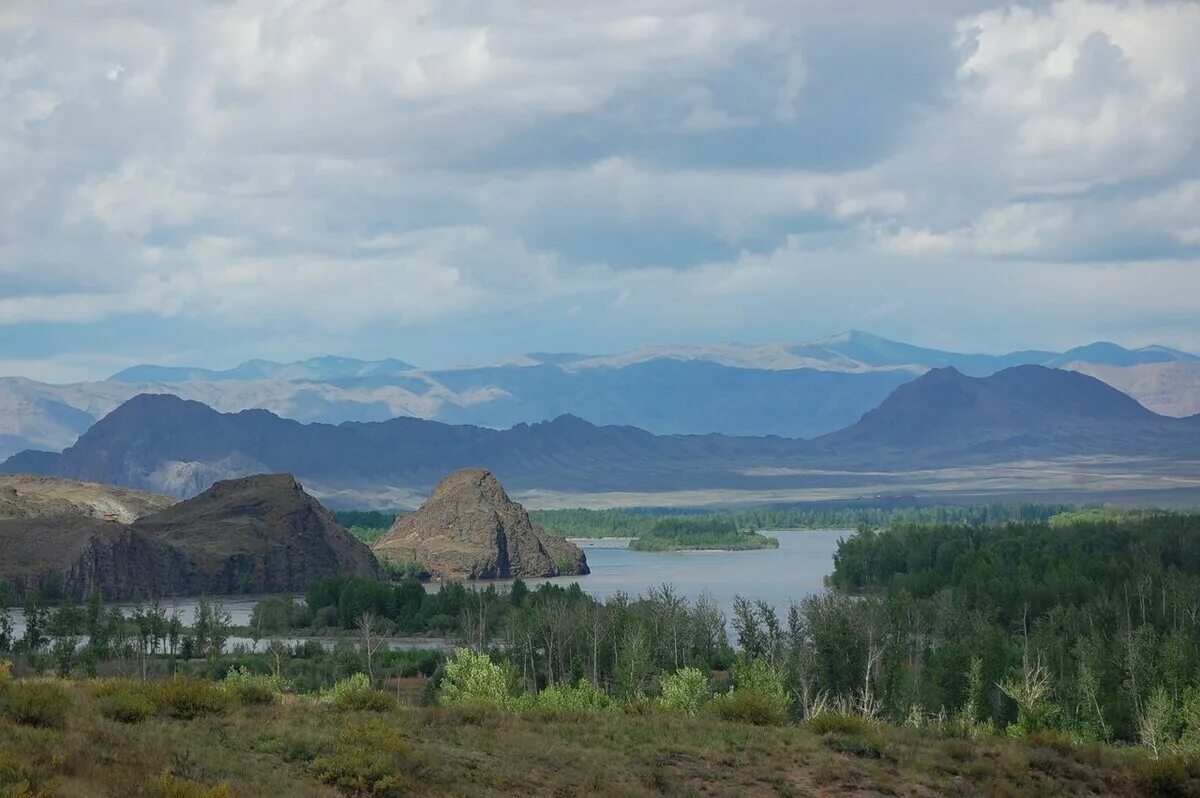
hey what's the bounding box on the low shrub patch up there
[1137,755,1200,796]
[0,679,71,728]
[327,674,396,712]
[310,718,423,796]
[148,676,236,720]
[97,687,156,724]
[146,771,234,798]
[804,713,876,736]
[223,667,287,706]
[823,732,894,762]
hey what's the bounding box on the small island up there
[628,517,779,551]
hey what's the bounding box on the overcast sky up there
[2,0,1199,381]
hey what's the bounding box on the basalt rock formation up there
[0,473,383,602]
[373,468,588,579]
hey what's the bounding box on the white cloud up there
[0,0,1196,373]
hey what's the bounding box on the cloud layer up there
[2,0,1198,379]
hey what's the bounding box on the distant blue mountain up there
[1043,341,1199,368]
[0,331,1189,463]
[110,356,417,383]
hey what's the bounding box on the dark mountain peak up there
[821,364,1161,453]
[546,413,594,427]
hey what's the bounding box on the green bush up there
[311,718,421,796]
[706,658,790,726]
[534,678,615,712]
[148,676,235,720]
[97,688,156,724]
[223,667,288,705]
[438,648,511,708]
[327,673,395,712]
[658,667,710,717]
[0,679,71,728]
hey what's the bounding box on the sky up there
[2,0,1199,382]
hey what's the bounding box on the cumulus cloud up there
[0,0,1197,376]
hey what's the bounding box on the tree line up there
[819,512,1200,747]
[335,503,1073,542]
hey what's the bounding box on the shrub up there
[98,687,156,724]
[658,667,710,717]
[823,732,893,761]
[706,658,790,726]
[439,648,511,708]
[148,676,235,720]
[804,712,875,736]
[327,673,395,712]
[146,771,234,798]
[535,678,614,712]
[311,718,421,796]
[0,679,71,728]
[223,667,287,706]
[1136,755,1200,796]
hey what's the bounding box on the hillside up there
[5,366,1200,506]
[0,680,1173,796]
[0,473,382,601]
[0,473,174,522]
[816,365,1197,463]
[1,332,1196,460]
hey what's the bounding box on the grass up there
[0,676,1189,796]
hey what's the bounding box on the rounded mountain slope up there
[373,468,588,579]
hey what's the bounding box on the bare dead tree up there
[356,611,387,686]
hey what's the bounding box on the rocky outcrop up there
[373,468,588,579]
[0,473,384,602]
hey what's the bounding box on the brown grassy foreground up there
[0,676,1196,797]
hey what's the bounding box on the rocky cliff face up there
[0,473,383,602]
[133,473,385,593]
[373,468,588,579]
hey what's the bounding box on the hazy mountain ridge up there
[0,332,1197,460]
[6,366,1200,507]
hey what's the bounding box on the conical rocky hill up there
[0,473,383,601]
[373,468,588,579]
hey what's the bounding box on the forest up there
[627,517,779,550]
[823,511,1200,747]
[335,502,1072,542]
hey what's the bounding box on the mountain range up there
[6,365,1199,508]
[1,331,1197,462]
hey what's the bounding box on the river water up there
[3,530,849,646]
[514,529,849,624]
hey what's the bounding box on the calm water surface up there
[476,529,850,624]
[5,530,848,643]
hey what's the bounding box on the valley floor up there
[0,678,1185,797]
[505,456,1200,510]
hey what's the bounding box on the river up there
[3,530,849,646]
[509,529,849,625]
